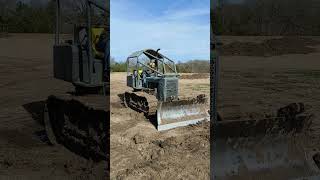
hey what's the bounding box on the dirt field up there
[0,34,107,179]
[220,36,320,57]
[110,72,210,179]
[2,33,320,179]
[109,36,320,180]
[218,36,320,146]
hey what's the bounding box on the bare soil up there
[110,72,210,179]
[220,36,320,57]
[2,33,320,179]
[0,34,107,179]
[180,73,209,79]
[218,36,320,148]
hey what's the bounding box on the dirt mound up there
[180,73,209,79]
[115,121,210,180]
[221,37,320,57]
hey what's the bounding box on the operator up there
[148,59,158,76]
[149,59,156,69]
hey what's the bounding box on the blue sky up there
[111,0,210,62]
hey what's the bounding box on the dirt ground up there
[111,36,320,180]
[218,36,320,146]
[0,34,107,179]
[2,33,320,179]
[220,36,320,56]
[110,72,210,179]
[180,73,209,79]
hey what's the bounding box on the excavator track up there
[44,94,109,161]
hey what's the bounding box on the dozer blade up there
[212,115,320,180]
[157,95,209,131]
[214,135,320,180]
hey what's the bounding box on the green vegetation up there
[212,0,320,35]
[111,62,126,72]
[176,60,210,73]
[110,58,210,73]
[0,0,107,33]
[0,0,55,33]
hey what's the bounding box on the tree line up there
[212,0,320,35]
[0,0,55,33]
[110,57,210,73]
[0,0,107,33]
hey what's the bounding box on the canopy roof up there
[128,49,164,59]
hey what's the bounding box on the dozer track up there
[124,91,158,115]
[124,91,209,131]
[44,94,109,161]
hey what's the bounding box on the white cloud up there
[164,7,209,20]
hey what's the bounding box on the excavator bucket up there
[156,95,209,131]
[212,105,320,180]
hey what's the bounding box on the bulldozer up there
[43,0,109,162]
[211,30,320,179]
[123,49,209,131]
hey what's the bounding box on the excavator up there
[43,0,109,162]
[211,28,320,179]
[123,49,209,131]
